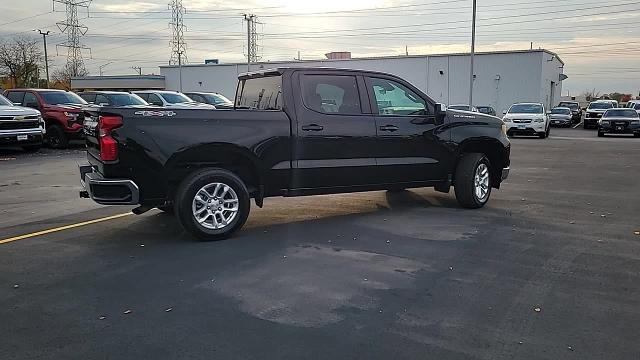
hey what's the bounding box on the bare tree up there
[581,89,601,102]
[51,64,88,90]
[0,36,43,88]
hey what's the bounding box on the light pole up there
[469,0,477,107]
[37,30,51,88]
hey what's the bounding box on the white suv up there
[502,103,550,138]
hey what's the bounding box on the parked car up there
[184,92,234,109]
[597,108,640,137]
[79,67,511,240]
[476,106,496,116]
[448,104,478,112]
[557,101,582,123]
[584,101,614,129]
[632,102,640,115]
[549,107,573,127]
[132,90,215,109]
[626,100,640,109]
[3,89,87,148]
[0,94,45,152]
[502,103,550,138]
[79,91,148,107]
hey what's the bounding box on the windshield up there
[159,92,193,104]
[551,108,571,115]
[509,104,543,114]
[109,94,147,106]
[40,91,87,105]
[559,102,579,110]
[0,94,12,106]
[603,109,639,118]
[204,93,232,105]
[588,102,613,110]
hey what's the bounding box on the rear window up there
[109,94,147,106]
[236,76,283,110]
[603,109,639,118]
[301,74,361,115]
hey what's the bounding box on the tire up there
[22,145,41,152]
[538,131,546,139]
[174,168,250,241]
[46,125,69,149]
[454,153,492,209]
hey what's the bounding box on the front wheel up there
[174,168,250,241]
[454,153,492,209]
[46,125,69,149]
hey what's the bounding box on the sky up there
[1,0,640,96]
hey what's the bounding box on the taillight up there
[98,115,123,161]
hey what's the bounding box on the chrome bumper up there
[78,162,140,205]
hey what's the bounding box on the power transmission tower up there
[132,66,142,75]
[53,0,92,77]
[244,14,261,71]
[169,0,187,66]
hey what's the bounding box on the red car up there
[3,89,87,148]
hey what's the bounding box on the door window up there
[301,75,362,115]
[23,92,40,108]
[189,94,206,103]
[6,91,25,105]
[147,94,163,106]
[370,78,429,116]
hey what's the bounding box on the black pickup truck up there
[79,67,510,240]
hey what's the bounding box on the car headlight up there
[630,120,640,125]
[533,118,544,123]
[600,120,610,125]
[503,117,512,122]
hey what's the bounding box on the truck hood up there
[0,105,41,117]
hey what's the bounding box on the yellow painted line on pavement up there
[0,212,133,245]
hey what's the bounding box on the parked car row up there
[0,88,234,151]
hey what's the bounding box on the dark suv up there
[3,89,87,148]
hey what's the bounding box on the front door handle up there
[301,124,324,131]
[379,125,399,132]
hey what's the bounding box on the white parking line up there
[573,121,583,129]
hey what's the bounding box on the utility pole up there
[294,51,301,61]
[405,45,409,56]
[178,50,183,92]
[469,0,477,107]
[132,66,142,75]
[169,0,187,66]
[37,30,51,87]
[99,62,112,76]
[53,0,92,77]
[243,14,260,72]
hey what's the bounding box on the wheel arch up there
[164,143,264,202]
[456,138,509,189]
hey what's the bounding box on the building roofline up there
[160,49,564,69]
[71,75,165,80]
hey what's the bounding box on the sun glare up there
[276,0,386,13]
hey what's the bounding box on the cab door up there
[290,71,378,190]
[365,76,449,184]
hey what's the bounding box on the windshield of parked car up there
[40,91,87,105]
[509,104,543,114]
[603,109,639,118]
[203,93,232,105]
[109,94,148,106]
[0,94,12,106]
[559,102,579,110]
[588,102,613,110]
[551,108,571,115]
[159,92,193,104]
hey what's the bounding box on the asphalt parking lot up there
[1,127,639,360]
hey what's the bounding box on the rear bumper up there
[78,163,140,205]
[599,123,640,135]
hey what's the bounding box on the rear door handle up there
[379,125,399,132]
[301,124,324,131]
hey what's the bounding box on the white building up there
[160,49,565,114]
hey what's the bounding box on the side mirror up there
[435,103,447,116]
[502,110,507,115]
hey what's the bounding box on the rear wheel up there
[454,153,492,209]
[46,125,68,149]
[174,168,250,241]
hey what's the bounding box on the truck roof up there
[238,67,398,80]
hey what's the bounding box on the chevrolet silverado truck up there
[79,68,511,241]
[3,89,87,149]
[0,94,45,151]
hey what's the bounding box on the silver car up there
[549,107,573,127]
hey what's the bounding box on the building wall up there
[160,50,563,115]
[540,53,565,110]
